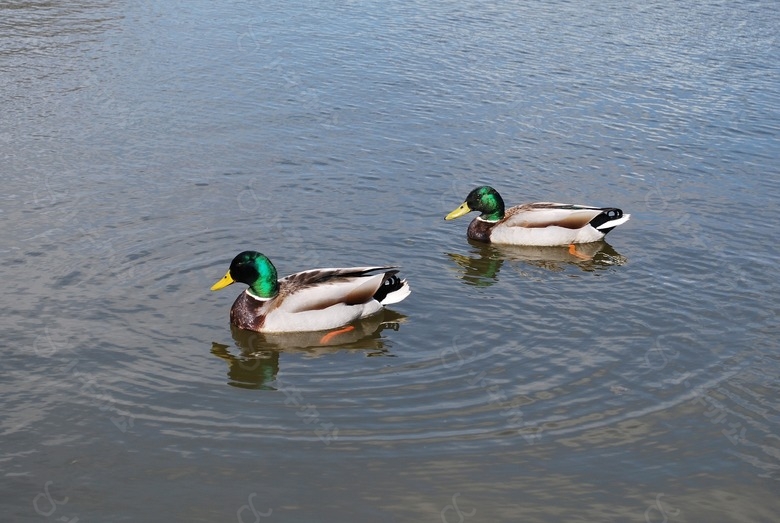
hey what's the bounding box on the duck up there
[445,186,630,247]
[210,251,411,333]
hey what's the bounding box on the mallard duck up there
[210,251,411,333]
[445,186,630,246]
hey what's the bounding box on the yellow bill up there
[210,271,235,291]
[445,202,472,220]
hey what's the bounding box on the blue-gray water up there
[2,1,779,521]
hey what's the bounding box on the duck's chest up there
[230,292,269,331]
[467,218,495,242]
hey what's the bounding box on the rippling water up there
[2,1,779,521]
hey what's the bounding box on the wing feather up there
[279,266,396,287]
[276,268,391,314]
[502,203,605,230]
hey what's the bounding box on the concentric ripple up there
[31,208,769,467]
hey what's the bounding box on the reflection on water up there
[211,311,406,389]
[211,343,279,390]
[3,0,779,520]
[446,240,627,286]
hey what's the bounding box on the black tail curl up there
[588,208,624,233]
[373,271,403,303]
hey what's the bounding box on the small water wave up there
[3,2,779,520]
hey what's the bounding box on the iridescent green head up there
[210,251,280,298]
[445,186,505,222]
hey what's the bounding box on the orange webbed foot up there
[568,244,592,260]
[319,325,356,344]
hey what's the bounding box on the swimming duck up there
[211,251,411,333]
[445,186,630,246]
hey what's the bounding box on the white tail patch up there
[379,280,411,305]
[596,213,631,230]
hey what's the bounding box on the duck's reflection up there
[211,342,279,390]
[447,240,626,286]
[211,310,406,389]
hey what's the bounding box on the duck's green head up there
[210,251,280,298]
[445,186,505,222]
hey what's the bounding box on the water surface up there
[2,1,779,521]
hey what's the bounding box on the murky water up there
[2,1,779,521]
